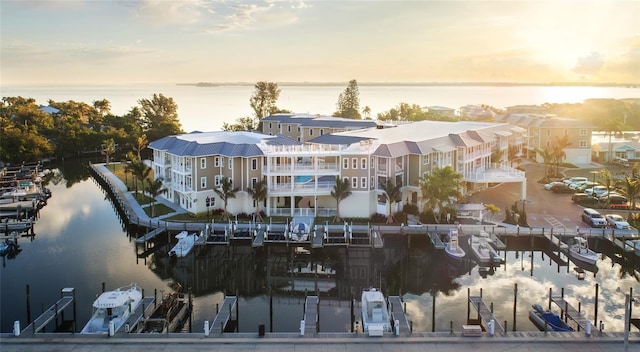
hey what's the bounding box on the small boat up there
[0,238,20,256]
[168,231,201,258]
[80,283,143,334]
[568,236,598,265]
[444,228,465,260]
[528,304,574,332]
[136,292,189,333]
[469,234,502,263]
[361,288,392,336]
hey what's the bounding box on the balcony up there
[463,163,525,183]
[267,162,340,174]
[268,181,335,195]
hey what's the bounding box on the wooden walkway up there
[428,232,445,249]
[388,296,410,334]
[311,229,323,248]
[550,294,590,331]
[22,288,75,335]
[135,228,166,244]
[117,297,156,333]
[469,296,505,334]
[303,296,319,336]
[252,228,265,247]
[372,230,384,249]
[209,296,237,334]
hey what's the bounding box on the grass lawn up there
[106,162,154,194]
[144,203,174,217]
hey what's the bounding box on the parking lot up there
[467,161,638,232]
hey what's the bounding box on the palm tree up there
[381,179,402,223]
[601,117,622,162]
[616,176,640,221]
[536,147,554,178]
[133,134,148,161]
[484,203,500,222]
[129,160,151,196]
[101,138,116,169]
[599,168,614,203]
[551,135,570,177]
[214,176,239,221]
[419,166,463,223]
[145,177,167,217]
[331,176,352,221]
[248,179,267,222]
[362,106,371,119]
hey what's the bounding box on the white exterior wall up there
[564,149,592,164]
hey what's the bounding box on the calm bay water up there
[1,84,638,132]
[0,159,638,333]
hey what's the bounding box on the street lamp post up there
[206,196,211,224]
[590,170,599,198]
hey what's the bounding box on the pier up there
[22,288,75,335]
[117,297,156,334]
[302,296,318,336]
[468,295,505,334]
[388,296,410,335]
[135,228,167,244]
[427,232,445,249]
[209,296,237,334]
[549,289,590,332]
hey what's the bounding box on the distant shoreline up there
[177,81,638,88]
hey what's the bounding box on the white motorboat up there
[168,231,201,258]
[361,288,392,336]
[80,283,143,334]
[569,236,598,265]
[444,228,465,260]
[469,234,502,263]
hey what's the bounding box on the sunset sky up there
[1,0,639,86]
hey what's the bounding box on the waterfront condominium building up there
[149,116,527,219]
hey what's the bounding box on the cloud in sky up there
[1,0,638,85]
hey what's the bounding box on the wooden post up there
[26,284,31,325]
[269,286,273,333]
[235,290,239,332]
[466,288,470,320]
[594,283,599,329]
[513,283,518,331]
[432,293,436,332]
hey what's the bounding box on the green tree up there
[616,176,640,221]
[484,203,501,222]
[331,176,352,221]
[419,166,463,223]
[138,93,183,142]
[362,106,371,119]
[145,177,167,217]
[222,116,258,131]
[249,81,281,119]
[599,168,614,202]
[381,179,402,223]
[133,134,148,161]
[334,79,361,119]
[551,135,570,176]
[247,179,267,222]
[214,176,239,221]
[601,117,623,162]
[129,160,151,196]
[93,99,111,116]
[101,138,116,169]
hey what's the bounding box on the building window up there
[214,157,220,167]
[269,122,272,129]
[228,158,232,169]
[371,176,374,189]
[580,129,588,136]
[252,158,258,170]
[361,158,367,169]
[200,158,206,169]
[361,177,367,189]
[214,175,221,187]
[297,126,301,132]
[352,177,357,189]
[310,129,313,136]
[200,177,206,188]
[251,177,258,188]
[287,125,291,132]
[371,157,374,168]
[579,140,588,148]
[320,129,324,135]
[343,158,349,169]
[423,155,429,165]
[352,158,357,169]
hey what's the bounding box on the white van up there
[612,157,630,167]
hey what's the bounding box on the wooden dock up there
[549,294,590,331]
[311,229,323,248]
[22,288,75,335]
[252,228,265,247]
[469,296,505,334]
[209,296,237,334]
[372,230,384,249]
[388,296,410,335]
[303,296,319,336]
[117,296,156,333]
[135,228,167,244]
[428,232,445,249]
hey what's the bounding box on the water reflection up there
[1,160,638,334]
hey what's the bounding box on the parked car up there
[572,193,591,203]
[575,181,600,192]
[569,180,590,190]
[597,191,622,201]
[564,177,588,186]
[544,181,565,190]
[551,184,574,193]
[606,195,629,204]
[605,214,631,230]
[585,186,610,197]
[581,208,607,228]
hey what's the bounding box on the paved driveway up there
[466,162,635,232]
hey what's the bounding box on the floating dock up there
[302,296,318,336]
[135,228,167,244]
[428,232,445,249]
[549,291,590,332]
[469,296,505,334]
[117,296,156,333]
[22,288,75,335]
[388,296,410,335]
[209,296,237,334]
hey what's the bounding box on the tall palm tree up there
[536,147,554,178]
[331,176,352,221]
[101,138,116,169]
[362,106,371,119]
[381,179,402,223]
[133,134,148,161]
[419,166,463,223]
[145,177,167,217]
[214,176,239,221]
[616,176,640,221]
[129,160,151,196]
[601,117,622,162]
[599,168,614,203]
[248,179,267,222]
[551,135,570,176]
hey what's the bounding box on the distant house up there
[459,105,495,120]
[261,113,378,143]
[424,105,455,117]
[505,105,546,115]
[39,106,60,115]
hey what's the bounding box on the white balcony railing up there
[268,181,335,194]
[268,163,340,173]
[463,163,525,182]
